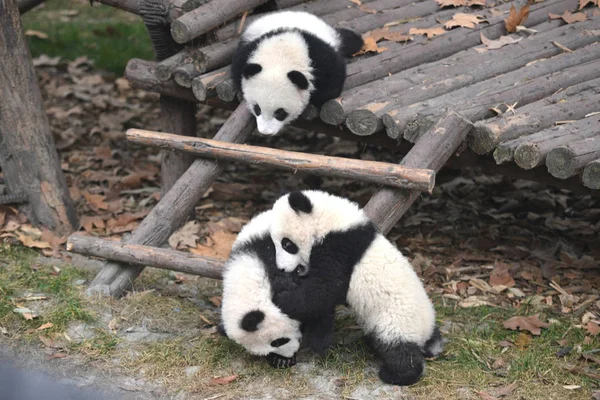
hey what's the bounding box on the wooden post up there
[0,0,78,235]
[127,129,436,192]
[18,0,45,13]
[364,110,472,234]
[68,235,225,280]
[89,104,255,297]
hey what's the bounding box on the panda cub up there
[231,11,364,136]
[268,190,444,386]
[220,210,302,368]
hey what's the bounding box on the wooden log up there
[155,48,205,82]
[364,110,472,234]
[18,0,45,13]
[93,0,140,15]
[67,235,225,280]
[511,115,600,170]
[384,51,600,143]
[583,160,600,190]
[546,136,600,179]
[200,39,237,73]
[171,0,269,44]
[173,63,199,88]
[89,104,256,297]
[216,78,237,102]
[488,84,600,165]
[127,129,436,192]
[0,0,78,235]
[338,18,594,135]
[181,0,209,13]
[126,58,198,102]
[343,0,578,92]
[191,66,230,102]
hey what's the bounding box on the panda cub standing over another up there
[231,11,363,136]
[269,190,444,386]
[220,210,303,368]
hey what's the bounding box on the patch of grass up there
[22,0,153,74]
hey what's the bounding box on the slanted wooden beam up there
[547,136,600,180]
[89,104,256,297]
[68,235,224,280]
[0,0,78,235]
[127,129,436,192]
[170,0,270,44]
[364,110,472,234]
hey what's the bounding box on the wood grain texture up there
[0,0,78,235]
[364,110,472,234]
[127,129,436,192]
[583,160,600,190]
[547,136,600,179]
[89,104,255,297]
[68,235,224,280]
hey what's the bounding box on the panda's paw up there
[266,353,297,369]
[378,365,423,387]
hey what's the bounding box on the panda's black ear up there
[288,191,312,214]
[287,71,309,90]
[243,63,262,79]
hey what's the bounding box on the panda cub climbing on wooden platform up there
[268,190,445,386]
[231,11,364,136]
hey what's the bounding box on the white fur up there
[242,11,341,50]
[222,210,302,358]
[269,191,437,347]
[243,32,312,136]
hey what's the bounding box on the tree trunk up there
[0,0,78,235]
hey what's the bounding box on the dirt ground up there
[0,57,599,400]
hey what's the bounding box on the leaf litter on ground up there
[445,13,488,29]
[548,10,588,23]
[503,314,550,335]
[505,2,531,33]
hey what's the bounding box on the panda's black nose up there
[271,337,291,347]
[295,264,309,277]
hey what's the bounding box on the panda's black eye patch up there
[281,238,298,254]
[271,337,291,347]
[253,104,261,116]
[241,310,265,332]
[274,108,288,121]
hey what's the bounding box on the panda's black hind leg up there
[302,315,335,356]
[336,28,364,57]
[372,337,425,386]
[266,352,297,369]
[422,326,444,358]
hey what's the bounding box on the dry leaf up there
[25,30,49,39]
[586,321,600,335]
[168,220,200,249]
[503,314,549,335]
[16,232,52,250]
[480,32,523,49]
[191,230,237,259]
[408,26,447,38]
[436,0,486,7]
[14,307,37,320]
[83,192,109,212]
[210,375,238,385]
[549,10,587,23]
[37,322,54,331]
[579,0,597,8]
[445,13,487,29]
[491,383,518,397]
[491,358,506,369]
[505,3,530,33]
[353,36,388,55]
[514,332,532,347]
[49,352,68,360]
[350,0,361,4]
[478,392,499,400]
[489,262,516,287]
[498,340,514,348]
[359,4,378,13]
[209,296,222,307]
[563,385,581,390]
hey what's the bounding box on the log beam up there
[89,104,256,297]
[547,136,600,179]
[68,235,224,280]
[0,0,78,235]
[364,110,472,234]
[127,129,436,192]
[583,160,600,190]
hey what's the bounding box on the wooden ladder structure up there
[67,106,472,297]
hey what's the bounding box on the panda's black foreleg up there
[302,314,335,356]
[371,337,425,386]
[422,326,444,358]
[266,352,297,369]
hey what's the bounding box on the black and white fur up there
[268,190,444,386]
[220,210,303,368]
[231,11,363,135]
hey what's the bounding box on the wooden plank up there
[583,160,600,190]
[127,129,436,192]
[170,0,270,44]
[0,0,78,235]
[547,136,600,179]
[89,104,256,297]
[68,235,225,280]
[191,66,230,101]
[364,110,472,234]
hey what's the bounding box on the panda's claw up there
[266,353,297,369]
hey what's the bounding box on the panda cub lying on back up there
[268,190,444,386]
[231,11,364,135]
[220,210,303,368]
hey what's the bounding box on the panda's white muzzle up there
[256,115,284,136]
